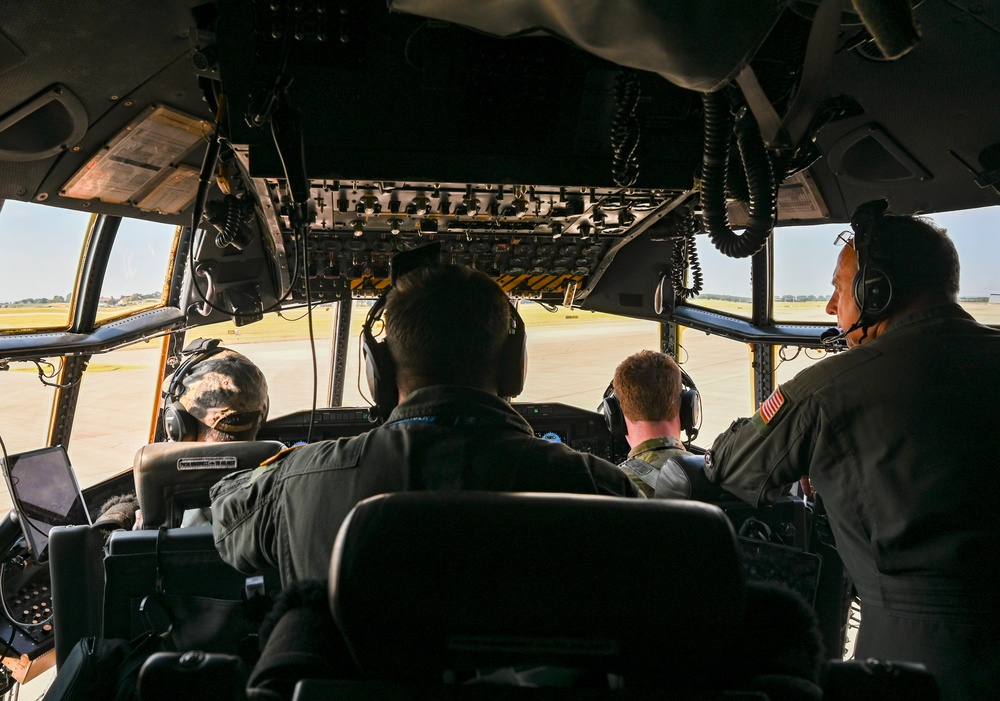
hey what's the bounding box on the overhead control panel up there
[255,180,691,303]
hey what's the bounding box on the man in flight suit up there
[612,350,692,497]
[210,264,638,587]
[702,203,1000,700]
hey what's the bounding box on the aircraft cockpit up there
[0,0,998,697]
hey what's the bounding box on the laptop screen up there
[1,445,91,562]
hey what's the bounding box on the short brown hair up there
[384,265,512,395]
[612,350,682,423]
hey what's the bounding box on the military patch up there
[750,387,786,437]
[760,388,785,424]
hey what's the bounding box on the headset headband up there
[850,198,890,259]
[164,337,225,402]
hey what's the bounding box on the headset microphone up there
[820,327,849,351]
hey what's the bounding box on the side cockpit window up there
[0,200,92,332]
[95,219,179,325]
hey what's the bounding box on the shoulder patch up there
[760,388,785,424]
[750,387,787,437]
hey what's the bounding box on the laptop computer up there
[1,445,92,563]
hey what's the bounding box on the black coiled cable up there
[215,194,243,249]
[700,91,775,259]
[726,139,750,203]
[611,69,641,188]
[670,210,704,299]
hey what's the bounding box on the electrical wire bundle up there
[611,69,642,188]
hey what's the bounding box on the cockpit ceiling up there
[0,0,998,228]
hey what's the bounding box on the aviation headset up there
[601,367,702,443]
[850,198,895,328]
[161,338,268,442]
[821,198,896,349]
[361,273,528,423]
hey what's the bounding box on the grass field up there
[0,302,162,332]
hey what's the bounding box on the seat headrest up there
[133,440,284,529]
[330,492,745,681]
[660,454,732,502]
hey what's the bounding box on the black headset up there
[161,338,227,442]
[850,198,895,327]
[601,368,702,444]
[362,283,527,423]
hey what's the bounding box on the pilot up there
[609,350,692,498]
[159,340,270,444]
[701,202,1000,701]
[96,342,269,529]
[210,264,639,587]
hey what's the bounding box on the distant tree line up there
[775,295,830,303]
[0,291,160,307]
[0,294,71,306]
[697,294,753,303]
[697,294,991,304]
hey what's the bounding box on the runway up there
[0,316,768,514]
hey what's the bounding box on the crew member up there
[702,201,1000,700]
[160,338,270,443]
[96,340,269,529]
[609,350,692,498]
[211,264,639,586]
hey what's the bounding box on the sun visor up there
[389,0,787,93]
[61,105,210,214]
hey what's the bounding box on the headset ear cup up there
[496,332,527,398]
[162,402,198,442]
[602,393,627,437]
[363,336,399,422]
[496,303,527,398]
[679,388,700,436]
[852,265,893,322]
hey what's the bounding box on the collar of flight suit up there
[882,302,975,335]
[385,385,535,435]
[628,435,686,459]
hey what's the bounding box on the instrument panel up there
[258,402,630,464]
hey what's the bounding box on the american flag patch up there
[759,388,785,424]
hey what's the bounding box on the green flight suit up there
[618,435,691,498]
[211,385,638,588]
[704,303,1000,701]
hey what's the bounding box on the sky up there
[0,200,176,302]
[1,199,998,303]
[698,206,1000,299]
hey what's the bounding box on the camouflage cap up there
[176,349,269,433]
